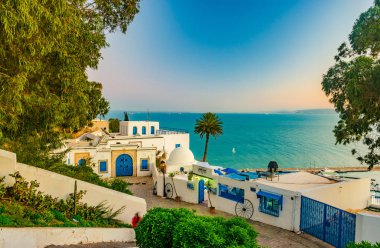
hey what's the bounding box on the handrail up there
[157,127,189,134]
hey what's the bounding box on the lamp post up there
[160,160,167,197]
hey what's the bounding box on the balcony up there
[156,127,189,135]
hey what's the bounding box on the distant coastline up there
[106,108,336,115]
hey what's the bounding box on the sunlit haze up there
[88,0,373,112]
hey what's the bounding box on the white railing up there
[369,195,380,209]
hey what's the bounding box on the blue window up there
[218,184,244,202]
[78,159,86,167]
[133,126,137,135]
[257,190,283,217]
[151,126,155,134]
[175,144,181,148]
[142,126,146,135]
[141,159,149,170]
[99,161,107,172]
[67,158,71,165]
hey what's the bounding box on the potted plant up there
[204,180,216,213]
[169,172,181,202]
[187,171,193,181]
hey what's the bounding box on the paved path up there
[127,176,332,248]
[49,177,332,248]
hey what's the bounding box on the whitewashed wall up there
[152,164,199,203]
[166,176,199,204]
[0,149,147,224]
[120,121,159,136]
[0,227,135,248]
[66,147,97,166]
[136,149,156,177]
[300,178,371,211]
[355,212,380,243]
[160,133,190,155]
[209,176,302,232]
[93,149,112,178]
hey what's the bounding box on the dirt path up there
[126,177,332,248]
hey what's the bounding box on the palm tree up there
[194,112,223,162]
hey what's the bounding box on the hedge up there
[135,208,259,248]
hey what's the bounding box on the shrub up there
[109,178,132,195]
[135,208,259,248]
[172,216,225,248]
[346,241,380,248]
[30,156,132,195]
[0,172,129,228]
[135,208,195,248]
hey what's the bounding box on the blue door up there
[198,179,204,203]
[78,159,86,167]
[116,154,133,176]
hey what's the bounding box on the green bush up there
[135,208,195,248]
[135,208,259,248]
[35,158,132,195]
[346,241,380,248]
[109,178,132,195]
[0,173,130,228]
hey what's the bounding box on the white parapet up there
[355,212,380,243]
[0,149,147,224]
[0,227,135,248]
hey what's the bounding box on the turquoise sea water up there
[105,111,366,170]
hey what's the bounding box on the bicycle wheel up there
[235,199,254,219]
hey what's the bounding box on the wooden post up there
[74,180,77,216]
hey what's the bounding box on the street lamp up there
[160,160,167,197]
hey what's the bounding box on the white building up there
[62,120,189,178]
[152,152,371,236]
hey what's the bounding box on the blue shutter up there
[141,159,149,170]
[175,144,181,148]
[142,126,146,135]
[150,126,155,134]
[99,161,107,172]
[133,126,137,135]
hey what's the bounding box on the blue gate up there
[198,179,204,204]
[300,196,356,248]
[116,154,133,176]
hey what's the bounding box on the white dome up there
[166,147,195,166]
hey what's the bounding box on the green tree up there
[322,0,380,170]
[109,118,120,133]
[124,112,130,121]
[0,0,139,163]
[194,113,223,162]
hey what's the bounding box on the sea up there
[105,109,368,170]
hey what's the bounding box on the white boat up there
[232,147,236,154]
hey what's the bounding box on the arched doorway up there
[116,154,133,176]
[78,158,86,167]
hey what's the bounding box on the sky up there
[88,0,373,113]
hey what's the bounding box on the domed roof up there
[166,147,195,166]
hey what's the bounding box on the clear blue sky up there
[88,0,373,112]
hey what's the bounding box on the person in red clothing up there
[132,212,141,228]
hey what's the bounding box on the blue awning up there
[222,168,240,174]
[239,172,259,180]
[223,173,246,181]
[257,190,283,206]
